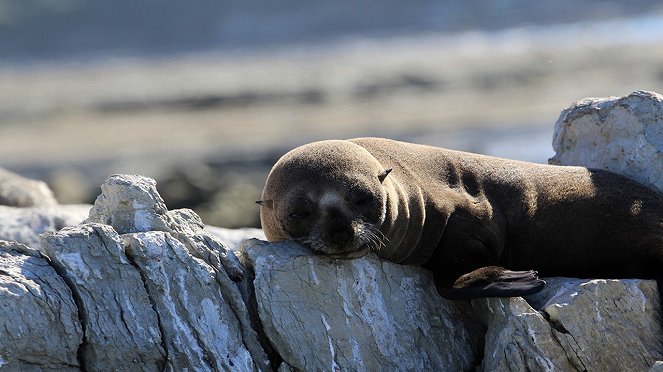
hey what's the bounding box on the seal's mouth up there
[323,245,372,259]
[295,237,370,258]
[290,219,386,259]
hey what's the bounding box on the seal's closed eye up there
[288,211,310,219]
[351,190,375,206]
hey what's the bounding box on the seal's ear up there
[378,168,392,183]
[255,200,274,209]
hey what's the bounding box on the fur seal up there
[258,137,663,300]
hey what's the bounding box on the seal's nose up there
[328,225,353,245]
[324,206,354,245]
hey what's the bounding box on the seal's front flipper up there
[436,266,546,300]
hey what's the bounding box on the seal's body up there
[259,138,663,299]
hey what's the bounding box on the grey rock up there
[530,278,663,371]
[0,204,90,248]
[241,239,483,371]
[166,209,270,369]
[83,174,269,370]
[124,231,258,371]
[473,297,576,371]
[40,223,165,370]
[550,90,663,192]
[0,240,82,370]
[473,277,663,371]
[87,174,245,282]
[87,174,170,233]
[0,167,58,207]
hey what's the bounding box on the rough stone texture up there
[241,239,483,371]
[87,174,245,283]
[124,232,256,371]
[529,278,662,371]
[550,90,663,192]
[84,174,269,370]
[40,223,165,370]
[0,204,90,248]
[0,167,58,207]
[472,277,663,371]
[0,240,82,370]
[474,297,576,371]
[87,174,170,234]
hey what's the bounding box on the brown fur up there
[260,138,663,299]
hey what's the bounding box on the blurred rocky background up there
[2,0,663,228]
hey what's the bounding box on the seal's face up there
[259,140,391,258]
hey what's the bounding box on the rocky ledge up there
[0,91,663,371]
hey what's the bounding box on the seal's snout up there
[328,223,354,245]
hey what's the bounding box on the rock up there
[86,174,170,234]
[472,277,663,371]
[240,239,483,371]
[68,174,269,370]
[0,240,82,370]
[86,174,245,282]
[40,223,165,370]
[0,167,58,207]
[530,278,662,371]
[124,231,257,371]
[0,204,90,248]
[473,297,576,371]
[550,90,663,192]
[651,361,663,372]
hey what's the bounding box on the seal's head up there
[259,140,392,258]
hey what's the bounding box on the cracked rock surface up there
[40,223,165,370]
[240,239,484,371]
[0,240,82,370]
[9,173,269,371]
[473,277,663,371]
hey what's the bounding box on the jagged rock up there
[40,223,165,370]
[87,174,245,282]
[0,204,90,248]
[44,173,270,370]
[240,239,484,371]
[0,168,58,207]
[550,90,663,192]
[0,240,82,370]
[124,231,256,371]
[85,175,267,367]
[473,297,576,371]
[530,278,662,371]
[472,278,663,371]
[86,174,170,234]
